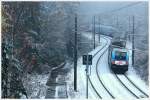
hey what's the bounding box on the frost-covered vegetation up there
[2,2,79,98]
[1,1,148,99]
[79,2,148,83]
[103,2,149,83]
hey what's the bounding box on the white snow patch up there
[66,34,148,99]
[23,73,49,99]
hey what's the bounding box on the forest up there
[2,2,81,98]
[1,1,148,99]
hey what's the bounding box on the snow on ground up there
[23,73,49,99]
[53,61,72,98]
[88,37,113,99]
[66,33,149,99]
[125,41,149,93]
[96,39,149,99]
[66,33,107,98]
[97,47,135,99]
[22,32,148,99]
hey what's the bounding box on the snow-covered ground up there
[66,33,149,99]
[125,41,149,95]
[22,32,148,99]
[22,73,49,99]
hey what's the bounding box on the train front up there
[111,48,129,74]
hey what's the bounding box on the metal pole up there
[132,16,135,66]
[86,55,89,99]
[116,16,119,28]
[74,14,77,91]
[99,16,100,43]
[94,16,96,49]
[92,17,94,48]
[128,16,131,41]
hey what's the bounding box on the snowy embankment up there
[66,33,149,99]
[22,73,49,99]
[45,61,72,98]
[96,40,149,99]
[125,41,149,94]
[22,32,148,99]
[66,32,106,98]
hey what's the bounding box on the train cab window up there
[115,51,126,60]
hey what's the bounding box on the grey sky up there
[78,2,146,15]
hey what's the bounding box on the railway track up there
[88,36,114,99]
[113,73,139,99]
[88,36,148,99]
[108,51,149,99]
[95,38,115,99]
[88,78,102,99]
[114,74,149,98]
[124,74,149,97]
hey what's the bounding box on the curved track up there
[88,37,108,98]
[107,42,148,99]
[88,36,148,99]
[112,73,139,99]
[111,72,149,98]
[124,74,149,97]
[95,37,115,99]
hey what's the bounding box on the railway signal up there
[82,54,92,98]
[83,55,92,65]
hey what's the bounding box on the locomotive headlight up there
[126,61,128,65]
[112,61,115,64]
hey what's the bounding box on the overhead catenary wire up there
[96,2,143,17]
[77,2,143,16]
[76,2,144,31]
[102,2,142,14]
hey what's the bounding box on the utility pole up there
[93,16,96,49]
[116,16,119,28]
[128,16,131,41]
[98,16,100,43]
[74,14,77,91]
[86,55,89,99]
[132,16,135,66]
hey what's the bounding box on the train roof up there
[112,48,128,52]
[111,38,126,48]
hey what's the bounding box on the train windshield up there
[115,51,126,60]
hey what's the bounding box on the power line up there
[107,2,142,14]
[77,2,143,16]
[95,2,143,16]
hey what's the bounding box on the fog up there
[78,1,148,24]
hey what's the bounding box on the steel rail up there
[108,64,140,98]
[95,37,115,99]
[88,36,108,99]
[124,74,149,97]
